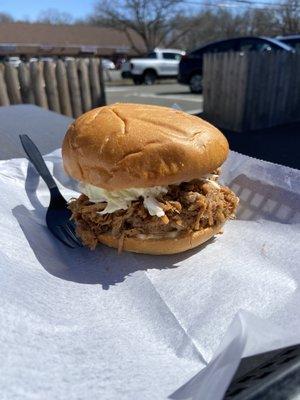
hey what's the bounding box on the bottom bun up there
[97,224,223,255]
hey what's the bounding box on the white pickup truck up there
[121,48,185,85]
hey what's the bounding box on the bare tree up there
[173,1,300,52]
[278,0,300,34]
[173,9,252,51]
[0,12,14,22]
[92,0,192,54]
[245,8,279,36]
[37,8,74,25]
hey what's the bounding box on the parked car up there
[115,56,127,70]
[29,57,38,63]
[178,36,294,93]
[63,57,75,62]
[7,56,21,67]
[102,58,115,70]
[276,35,300,50]
[28,57,56,63]
[122,48,185,85]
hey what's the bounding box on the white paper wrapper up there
[0,149,299,400]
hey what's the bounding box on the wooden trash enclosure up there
[0,58,106,118]
[203,51,300,132]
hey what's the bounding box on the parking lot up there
[106,83,203,114]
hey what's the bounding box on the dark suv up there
[276,35,300,50]
[178,36,293,93]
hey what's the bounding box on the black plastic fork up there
[20,134,82,248]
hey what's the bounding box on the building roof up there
[0,22,145,56]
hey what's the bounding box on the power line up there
[182,0,243,7]
[231,0,295,6]
[182,0,300,9]
[182,0,295,6]
[231,0,274,4]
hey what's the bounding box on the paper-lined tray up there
[0,149,299,399]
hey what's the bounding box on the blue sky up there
[0,0,95,21]
[0,0,281,21]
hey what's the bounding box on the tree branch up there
[124,28,145,54]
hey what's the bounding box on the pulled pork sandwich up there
[62,103,238,254]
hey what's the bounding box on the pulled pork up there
[69,179,239,249]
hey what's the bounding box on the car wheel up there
[189,74,203,93]
[143,70,156,85]
[133,76,143,85]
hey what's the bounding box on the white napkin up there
[0,149,299,400]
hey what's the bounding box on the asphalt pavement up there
[106,83,203,114]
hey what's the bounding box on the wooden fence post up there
[56,60,72,117]
[89,58,101,107]
[66,60,82,117]
[18,63,34,104]
[30,61,48,108]
[44,61,61,113]
[293,52,300,121]
[5,63,22,104]
[77,59,92,112]
[233,52,248,132]
[203,53,211,117]
[99,58,107,106]
[0,64,10,106]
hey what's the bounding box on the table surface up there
[0,105,72,160]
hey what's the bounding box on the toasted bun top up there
[62,103,229,190]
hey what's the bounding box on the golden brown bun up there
[62,103,228,190]
[97,225,223,255]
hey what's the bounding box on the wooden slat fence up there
[0,58,106,118]
[203,51,300,132]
